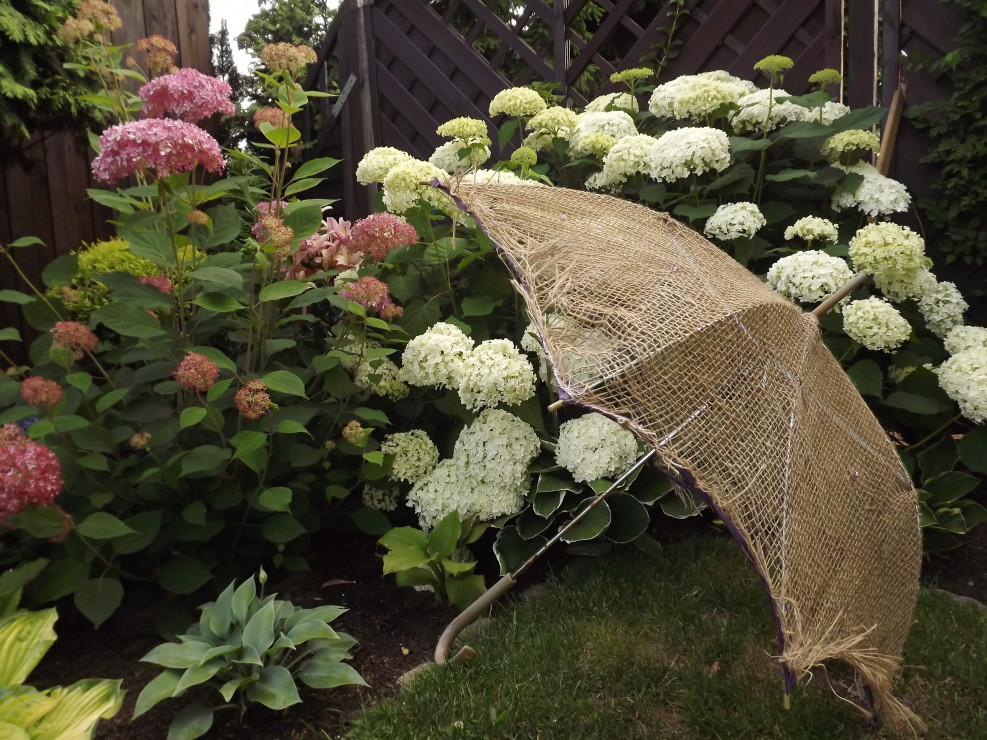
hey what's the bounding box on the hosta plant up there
[133,570,365,739]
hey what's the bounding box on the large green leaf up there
[133,670,181,718]
[260,370,307,397]
[200,204,242,248]
[298,658,367,690]
[0,609,57,685]
[41,254,78,288]
[292,156,340,180]
[76,513,137,540]
[261,514,307,543]
[244,665,301,710]
[381,547,428,575]
[32,678,124,738]
[0,685,54,731]
[427,511,462,559]
[925,472,980,507]
[258,280,313,302]
[90,302,167,338]
[180,445,231,478]
[958,426,987,473]
[847,359,883,399]
[241,601,277,654]
[165,702,213,740]
[560,502,611,543]
[187,266,243,292]
[73,578,123,628]
[604,493,651,543]
[156,556,213,595]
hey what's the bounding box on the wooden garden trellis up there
[306,0,960,219]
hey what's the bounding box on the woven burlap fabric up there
[448,181,922,726]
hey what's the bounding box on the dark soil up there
[29,518,987,739]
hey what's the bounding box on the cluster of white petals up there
[584,92,639,113]
[649,71,755,120]
[702,202,766,240]
[362,485,400,512]
[489,87,547,118]
[355,146,414,185]
[382,429,440,483]
[428,140,490,173]
[766,251,854,307]
[588,134,658,189]
[729,88,812,133]
[918,281,968,338]
[648,127,731,182]
[936,348,987,424]
[458,339,537,411]
[944,326,987,355]
[843,297,912,352]
[353,356,409,400]
[567,111,638,157]
[831,162,911,217]
[849,222,928,277]
[400,322,474,389]
[381,159,450,213]
[784,216,839,244]
[555,413,639,483]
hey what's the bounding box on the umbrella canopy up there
[446,181,922,726]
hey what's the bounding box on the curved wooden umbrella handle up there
[434,573,518,664]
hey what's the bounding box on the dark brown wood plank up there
[846,0,877,108]
[44,133,96,257]
[731,1,824,77]
[175,0,211,72]
[457,0,554,79]
[565,0,638,82]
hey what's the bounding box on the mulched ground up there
[29,514,987,739]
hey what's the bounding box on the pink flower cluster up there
[173,352,219,393]
[135,35,179,75]
[91,119,225,185]
[340,276,403,320]
[0,424,62,521]
[20,377,63,408]
[139,68,235,123]
[349,213,419,262]
[253,107,295,130]
[287,217,362,279]
[251,201,288,240]
[50,321,98,359]
[138,275,174,294]
[234,381,272,421]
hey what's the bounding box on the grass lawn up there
[345,536,986,739]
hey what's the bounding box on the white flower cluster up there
[588,134,658,189]
[818,101,851,124]
[936,348,987,424]
[464,168,529,186]
[381,159,450,214]
[584,92,639,113]
[489,87,547,118]
[729,88,811,133]
[524,106,579,151]
[567,111,638,157]
[400,322,474,389]
[355,146,414,185]
[843,297,912,352]
[363,485,400,512]
[555,413,639,484]
[649,71,755,120]
[429,140,491,174]
[874,268,936,303]
[831,162,911,217]
[407,409,540,527]
[945,325,987,355]
[848,222,928,279]
[382,429,440,483]
[766,251,854,307]
[649,126,731,182]
[353,356,409,400]
[821,129,881,162]
[918,281,968,338]
[458,339,537,412]
[702,202,766,240]
[784,216,839,244]
[401,323,536,411]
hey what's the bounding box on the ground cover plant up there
[0,1,985,736]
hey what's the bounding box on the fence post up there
[845,0,878,109]
[554,0,569,102]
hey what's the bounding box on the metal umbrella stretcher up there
[429,182,922,729]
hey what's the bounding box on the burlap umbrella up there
[432,181,922,728]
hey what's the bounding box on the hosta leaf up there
[140,640,212,669]
[560,502,611,543]
[0,609,57,685]
[298,659,368,690]
[244,665,301,710]
[165,702,213,740]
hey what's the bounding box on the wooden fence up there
[0,0,211,364]
[310,0,960,219]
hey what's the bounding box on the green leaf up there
[275,420,309,435]
[8,236,45,248]
[560,502,611,543]
[156,555,213,595]
[765,169,816,182]
[41,254,78,288]
[192,292,243,312]
[918,438,958,482]
[958,426,987,473]
[257,487,292,513]
[8,506,66,539]
[201,205,242,248]
[113,510,163,554]
[261,514,307,543]
[133,669,181,718]
[179,407,207,430]
[90,302,166,338]
[231,577,257,623]
[258,280,314,302]
[379,526,428,551]
[0,327,21,342]
[298,659,367,690]
[259,122,302,149]
[427,511,463,559]
[260,370,307,397]
[0,290,34,305]
[53,415,89,433]
[33,678,124,739]
[65,372,92,393]
[242,601,277,654]
[604,492,651,543]
[95,387,130,413]
[244,665,301,710]
[883,391,951,416]
[659,490,706,519]
[0,608,57,684]
[141,641,211,670]
[461,295,497,316]
[351,506,392,536]
[354,406,391,426]
[187,266,243,292]
[180,446,232,478]
[445,574,488,611]
[77,513,137,539]
[73,578,123,628]
[847,359,883,398]
[925,472,979,506]
[292,157,340,180]
[493,526,546,573]
[382,547,429,575]
[166,703,213,740]
[283,177,324,197]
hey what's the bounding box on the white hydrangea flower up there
[821,129,881,162]
[436,117,488,140]
[873,268,937,303]
[819,100,851,124]
[766,251,854,306]
[528,105,579,136]
[381,159,450,213]
[408,409,540,528]
[648,71,755,120]
[355,146,415,184]
[458,338,537,411]
[353,356,409,400]
[363,484,400,512]
[555,413,639,484]
[584,91,639,113]
[568,111,638,156]
[944,325,987,355]
[489,87,547,117]
[590,134,659,189]
[849,222,928,277]
[400,322,474,389]
[936,348,987,423]
[729,88,812,133]
[831,162,911,217]
[784,216,839,244]
[649,127,731,182]
[464,169,530,185]
[382,429,440,483]
[918,281,968,338]
[843,297,912,352]
[428,140,490,173]
[702,202,766,240]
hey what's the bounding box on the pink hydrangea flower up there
[0,424,62,520]
[91,119,225,185]
[340,276,402,318]
[50,321,98,359]
[234,380,272,421]
[253,107,295,130]
[139,68,235,123]
[20,377,63,408]
[173,352,219,392]
[349,213,419,262]
[251,201,288,240]
[138,275,174,294]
